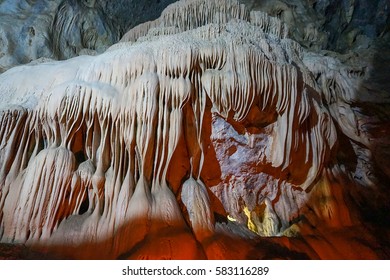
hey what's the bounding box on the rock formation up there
[0,0,389,259]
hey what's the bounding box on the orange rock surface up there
[0,0,389,259]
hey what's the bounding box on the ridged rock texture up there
[0,0,389,259]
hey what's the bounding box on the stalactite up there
[0,0,370,259]
[121,0,249,43]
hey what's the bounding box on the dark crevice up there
[78,196,90,215]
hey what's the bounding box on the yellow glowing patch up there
[243,206,258,233]
[227,215,237,222]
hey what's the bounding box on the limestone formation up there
[0,0,389,259]
[51,0,119,60]
[0,0,125,72]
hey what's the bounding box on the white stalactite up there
[0,0,353,257]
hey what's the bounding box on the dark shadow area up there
[99,0,179,35]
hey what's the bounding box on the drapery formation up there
[0,0,386,259]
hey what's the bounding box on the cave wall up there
[0,0,389,259]
[0,0,179,71]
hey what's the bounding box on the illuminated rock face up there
[0,0,121,72]
[0,0,389,259]
[51,0,119,60]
